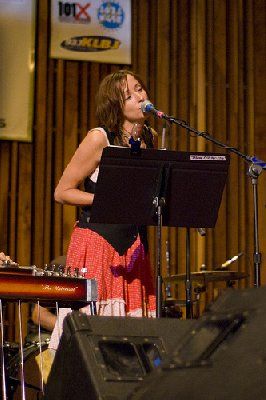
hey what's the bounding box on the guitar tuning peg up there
[43,264,52,275]
[51,264,59,276]
[58,265,65,276]
[74,267,80,277]
[80,267,87,278]
[66,266,72,276]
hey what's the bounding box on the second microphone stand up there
[160,112,264,288]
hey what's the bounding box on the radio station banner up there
[0,0,35,141]
[50,0,131,64]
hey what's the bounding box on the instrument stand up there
[0,300,7,400]
[154,196,165,318]
[185,228,193,319]
[90,147,228,317]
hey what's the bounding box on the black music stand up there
[90,147,229,317]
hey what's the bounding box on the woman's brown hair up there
[96,69,149,144]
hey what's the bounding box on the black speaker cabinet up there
[130,286,266,400]
[44,312,195,400]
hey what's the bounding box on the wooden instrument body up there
[0,266,97,305]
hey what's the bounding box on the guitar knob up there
[58,265,65,276]
[50,264,59,276]
[43,264,52,276]
[80,267,87,278]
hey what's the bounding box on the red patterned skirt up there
[49,226,157,349]
[49,226,156,349]
[66,226,156,316]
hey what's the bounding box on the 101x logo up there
[58,1,91,23]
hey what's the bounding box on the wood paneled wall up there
[0,0,265,340]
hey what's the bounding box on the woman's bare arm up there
[54,129,108,206]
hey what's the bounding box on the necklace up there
[122,127,133,138]
[122,123,144,137]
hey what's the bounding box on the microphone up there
[141,100,165,119]
[249,156,266,170]
[220,252,244,269]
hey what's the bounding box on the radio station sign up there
[50,0,131,64]
[0,0,35,141]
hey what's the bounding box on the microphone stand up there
[160,112,264,288]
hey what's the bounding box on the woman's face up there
[122,74,148,124]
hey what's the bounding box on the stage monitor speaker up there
[130,286,266,400]
[44,312,195,400]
